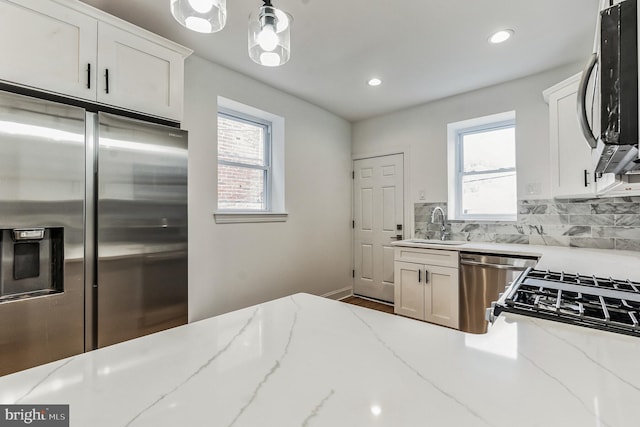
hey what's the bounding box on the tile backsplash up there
[415,197,640,251]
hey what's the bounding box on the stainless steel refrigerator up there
[0,90,188,376]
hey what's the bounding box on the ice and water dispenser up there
[0,227,64,300]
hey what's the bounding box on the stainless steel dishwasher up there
[459,252,538,334]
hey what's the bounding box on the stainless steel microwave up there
[578,0,640,175]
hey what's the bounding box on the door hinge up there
[352,220,355,229]
[352,171,354,179]
[352,270,355,278]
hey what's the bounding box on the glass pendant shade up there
[170,0,227,34]
[248,5,291,67]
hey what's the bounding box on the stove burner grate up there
[493,268,640,337]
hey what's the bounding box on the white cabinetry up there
[0,0,97,100]
[97,23,185,121]
[394,247,459,329]
[544,74,597,198]
[0,0,191,121]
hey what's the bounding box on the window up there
[214,97,286,224]
[447,112,517,221]
[217,110,271,211]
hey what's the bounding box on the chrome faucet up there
[431,206,449,241]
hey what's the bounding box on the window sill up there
[213,212,288,224]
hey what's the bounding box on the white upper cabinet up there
[0,0,97,100]
[544,74,596,198]
[0,0,191,122]
[97,23,185,121]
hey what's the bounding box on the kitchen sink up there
[403,239,466,246]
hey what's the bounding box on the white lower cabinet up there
[395,261,424,318]
[394,248,459,329]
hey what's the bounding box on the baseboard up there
[322,286,352,300]
[351,294,394,306]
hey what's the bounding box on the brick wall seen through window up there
[217,112,271,210]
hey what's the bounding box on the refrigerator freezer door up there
[96,113,187,348]
[0,91,85,375]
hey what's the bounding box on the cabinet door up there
[394,261,424,319]
[424,265,459,329]
[97,23,184,121]
[0,0,97,100]
[547,77,596,198]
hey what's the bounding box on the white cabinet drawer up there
[394,247,458,268]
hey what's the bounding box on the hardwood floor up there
[341,296,395,315]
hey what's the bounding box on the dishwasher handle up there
[459,258,529,271]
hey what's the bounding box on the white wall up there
[184,55,352,322]
[352,62,584,224]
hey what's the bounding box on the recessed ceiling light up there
[368,78,382,87]
[489,29,514,44]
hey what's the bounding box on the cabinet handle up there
[584,169,589,187]
[87,63,91,89]
[105,69,110,94]
[424,269,429,284]
[418,270,421,283]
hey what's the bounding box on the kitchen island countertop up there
[0,293,638,426]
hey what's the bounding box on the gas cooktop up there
[489,269,640,337]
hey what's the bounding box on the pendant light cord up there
[263,0,273,6]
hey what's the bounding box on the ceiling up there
[79,0,600,122]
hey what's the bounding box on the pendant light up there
[170,0,227,34]
[248,0,292,67]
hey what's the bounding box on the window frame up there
[217,108,273,212]
[453,117,517,222]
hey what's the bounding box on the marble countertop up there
[393,240,640,281]
[1,293,638,427]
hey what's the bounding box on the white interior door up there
[353,154,404,302]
